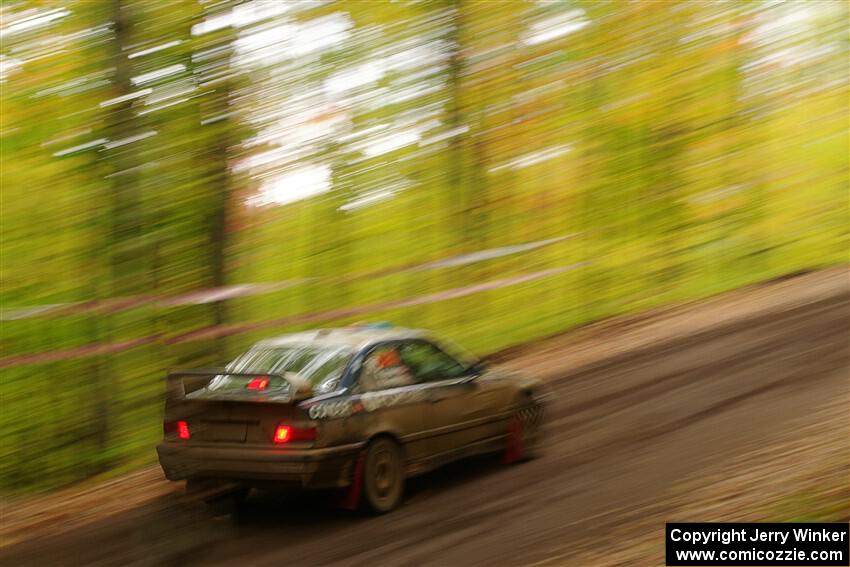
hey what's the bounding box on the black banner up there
[666,523,849,566]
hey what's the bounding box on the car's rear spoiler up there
[165,368,313,403]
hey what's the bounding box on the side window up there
[359,345,417,391]
[398,341,466,383]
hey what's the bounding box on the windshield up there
[226,344,353,392]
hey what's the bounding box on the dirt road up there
[2,269,847,566]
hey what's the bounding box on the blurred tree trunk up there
[86,0,144,465]
[189,1,244,360]
[105,0,145,294]
[443,0,492,324]
[445,0,489,253]
[207,110,233,333]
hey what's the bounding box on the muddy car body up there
[157,325,545,512]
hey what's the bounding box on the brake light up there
[246,377,269,390]
[274,425,291,443]
[177,420,190,440]
[164,420,191,440]
[273,424,317,444]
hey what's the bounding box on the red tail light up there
[246,377,269,390]
[164,420,190,440]
[273,425,291,443]
[177,420,190,440]
[273,424,317,444]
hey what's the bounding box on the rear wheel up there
[362,437,405,514]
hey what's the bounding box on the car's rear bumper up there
[157,441,365,489]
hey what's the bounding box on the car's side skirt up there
[401,409,515,444]
[404,433,508,477]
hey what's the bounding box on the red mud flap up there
[502,417,524,464]
[340,450,366,511]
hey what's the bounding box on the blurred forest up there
[1,0,847,493]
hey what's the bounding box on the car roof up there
[252,326,430,351]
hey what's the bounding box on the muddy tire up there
[362,437,405,514]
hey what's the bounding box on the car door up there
[348,342,432,468]
[396,340,487,459]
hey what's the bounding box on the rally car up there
[157,324,546,513]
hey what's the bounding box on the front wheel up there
[362,437,405,514]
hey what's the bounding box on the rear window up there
[226,345,353,393]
